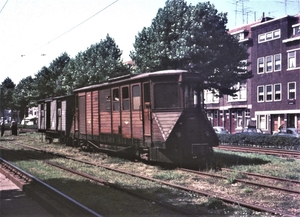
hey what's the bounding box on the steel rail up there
[14,143,299,217]
[215,145,300,158]
[45,160,199,216]
[0,158,102,217]
[221,168,300,184]
[179,168,300,194]
[64,158,298,217]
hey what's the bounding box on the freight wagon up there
[37,95,74,143]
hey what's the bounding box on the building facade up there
[205,14,300,134]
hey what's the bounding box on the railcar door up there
[143,83,151,136]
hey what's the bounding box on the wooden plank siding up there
[92,90,99,136]
[78,95,86,134]
[112,112,120,134]
[86,92,92,135]
[131,111,143,139]
[121,111,131,138]
[99,89,111,133]
[152,112,181,142]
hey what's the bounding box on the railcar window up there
[122,86,129,110]
[112,88,119,111]
[132,85,141,110]
[143,83,150,103]
[57,101,62,116]
[154,83,179,109]
[184,84,201,108]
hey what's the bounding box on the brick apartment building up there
[204,14,300,134]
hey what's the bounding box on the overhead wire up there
[0,0,9,14]
[26,0,119,56]
[2,0,119,75]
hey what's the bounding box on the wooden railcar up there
[71,70,218,165]
[37,95,74,143]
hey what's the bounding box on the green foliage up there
[60,34,130,94]
[1,77,16,115]
[130,0,252,96]
[218,134,300,150]
[12,76,34,118]
[242,187,253,194]
[3,34,130,109]
[152,171,183,180]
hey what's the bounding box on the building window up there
[258,34,265,43]
[273,29,280,38]
[257,86,264,102]
[204,89,219,103]
[293,24,300,35]
[214,110,218,118]
[206,111,213,125]
[237,110,243,128]
[245,109,250,127]
[288,51,296,69]
[258,57,264,74]
[258,115,268,130]
[258,29,280,43]
[274,84,281,101]
[228,81,247,101]
[266,32,272,40]
[266,56,273,72]
[266,85,272,101]
[288,82,296,100]
[274,54,281,71]
[122,86,129,110]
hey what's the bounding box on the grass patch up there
[152,171,183,181]
[2,133,300,216]
[242,187,253,194]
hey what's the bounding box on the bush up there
[218,134,300,150]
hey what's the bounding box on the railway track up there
[0,158,101,217]
[215,145,300,158]
[8,143,300,217]
[179,168,300,194]
[0,145,200,216]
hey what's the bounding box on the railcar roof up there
[37,94,73,103]
[73,69,188,93]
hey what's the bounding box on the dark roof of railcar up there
[37,94,73,103]
[73,69,187,93]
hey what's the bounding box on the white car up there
[213,126,229,134]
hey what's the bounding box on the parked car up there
[213,126,229,134]
[235,126,264,134]
[273,128,300,138]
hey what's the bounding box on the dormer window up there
[282,23,300,43]
[293,23,300,35]
[231,29,249,42]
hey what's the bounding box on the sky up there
[0,0,299,84]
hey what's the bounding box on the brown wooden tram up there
[70,70,219,165]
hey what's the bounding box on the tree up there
[130,0,252,96]
[60,34,130,94]
[12,76,34,119]
[48,52,70,96]
[30,53,70,100]
[1,77,16,120]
